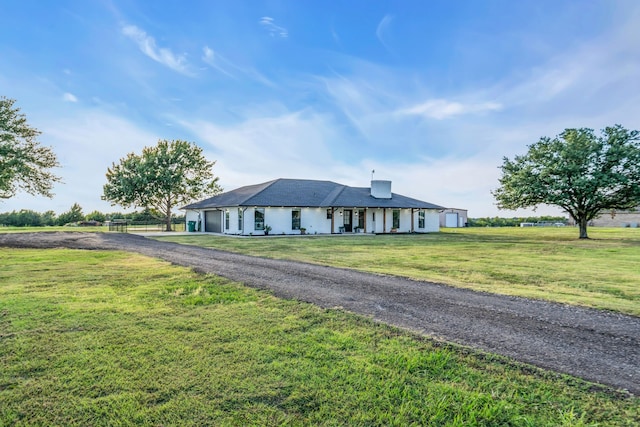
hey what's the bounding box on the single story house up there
[182,178,444,235]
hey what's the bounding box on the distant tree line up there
[0,204,185,227]
[467,216,568,227]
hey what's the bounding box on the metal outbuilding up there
[439,208,468,228]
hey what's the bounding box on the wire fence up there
[107,220,186,233]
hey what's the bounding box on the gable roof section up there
[183,178,443,210]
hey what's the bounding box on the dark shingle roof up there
[334,186,442,209]
[182,178,443,210]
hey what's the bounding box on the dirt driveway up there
[2,232,639,395]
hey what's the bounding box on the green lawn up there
[1,248,638,426]
[156,227,640,316]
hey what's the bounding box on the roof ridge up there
[320,183,347,206]
[240,179,279,206]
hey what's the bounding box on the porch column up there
[331,207,335,234]
[383,209,387,233]
[411,209,415,233]
[363,208,367,233]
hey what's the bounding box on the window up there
[358,209,365,229]
[238,208,243,231]
[418,211,425,228]
[392,209,400,229]
[326,209,332,219]
[291,209,301,230]
[254,208,265,230]
[225,210,230,230]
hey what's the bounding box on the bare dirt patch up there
[2,231,638,394]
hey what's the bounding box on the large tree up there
[0,96,60,199]
[57,203,84,226]
[103,139,221,231]
[493,125,640,238]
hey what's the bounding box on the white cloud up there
[62,92,78,103]
[202,46,214,61]
[260,17,289,38]
[319,69,396,140]
[330,25,341,46]
[180,109,339,186]
[201,45,275,86]
[201,46,234,78]
[376,14,393,50]
[121,24,192,75]
[241,68,276,88]
[366,156,497,211]
[398,99,503,120]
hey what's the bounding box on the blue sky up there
[1,0,639,217]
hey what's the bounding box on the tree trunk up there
[578,216,589,239]
[165,199,172,232]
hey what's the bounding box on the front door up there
[343,209,353,232]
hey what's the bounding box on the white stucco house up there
[182,178,444,235]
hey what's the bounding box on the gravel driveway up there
[2,232,638,395]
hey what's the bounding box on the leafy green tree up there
[493,125,640,238]
[103,139,222,231]
[0,97,61,199]
[57,203,84,225]
[106,212,126,221]
[18,209,42,226]
[85,210,106,223]
[0,209,42,226]
[131,208,157,222]
[41,210,57,226]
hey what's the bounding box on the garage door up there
[205,210,222,233]
[445,212,459,228]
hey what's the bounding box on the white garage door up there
[445,213,459,228]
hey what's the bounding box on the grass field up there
[156,227,640,316]
[1,248,638,426]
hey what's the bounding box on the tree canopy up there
[103,139,222,231]
[57,203,84,225]
[0,96,60,199]
[493,125,640,238]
